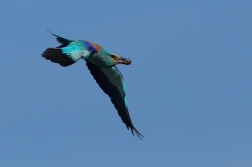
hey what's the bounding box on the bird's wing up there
[42,31,97,66]
[42,41,93,66]
[85,59,143,139]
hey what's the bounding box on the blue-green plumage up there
[42,31,143,140]
[87,49,119,67]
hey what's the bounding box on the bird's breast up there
[87,53,114,68]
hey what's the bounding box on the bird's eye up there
[110,55,117,58]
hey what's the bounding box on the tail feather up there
[47,30,72,45]
[42,48,76,67]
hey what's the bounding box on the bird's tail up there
[47,30,72,45]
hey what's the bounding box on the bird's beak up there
[117,56,131,65]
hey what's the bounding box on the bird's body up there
[88,49,115,67]
[42,31,143,139]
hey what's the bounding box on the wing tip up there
[131,128,144,140]
[42,48,76,67]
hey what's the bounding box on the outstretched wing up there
[42,31,96,66]
[85,59,143,140]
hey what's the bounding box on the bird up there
[42,31,144,140]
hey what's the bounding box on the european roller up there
[42,31,143,140]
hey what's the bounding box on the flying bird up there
[42,31,143,140]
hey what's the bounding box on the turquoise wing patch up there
[61,41,94,61]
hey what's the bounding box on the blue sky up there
[1,0,251,166]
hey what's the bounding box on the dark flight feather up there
[85,59,144,140]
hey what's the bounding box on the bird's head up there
[98,49,131,67]
[108,53,131,65]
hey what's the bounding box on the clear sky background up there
[1,1,251,167]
